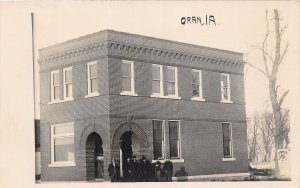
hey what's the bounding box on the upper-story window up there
[51,70,60,102]
[121,60,137,96]
[63,67,73,100]
[87,61,98,96]
[151,64,163,96]
[166,66,179,97]
[221,73,231,102]
[191,70,204,101]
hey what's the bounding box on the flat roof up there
[40,29,242,54]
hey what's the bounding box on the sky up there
[32,1,295,119]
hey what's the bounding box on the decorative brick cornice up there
[38,42,107,65]
[108,41,244,68]
[39,40,244,69]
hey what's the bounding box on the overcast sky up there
[31,1,296,118]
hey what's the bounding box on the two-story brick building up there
[39,30,249,181]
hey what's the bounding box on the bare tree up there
[281,109,290,149]
[245,9,289,177]
[247,115,261,163]
[257,109,275,162]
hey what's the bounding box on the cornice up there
[38,40,244,69]
[108,41,244,69]
[38,42,107,65]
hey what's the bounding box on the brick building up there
[39,30,249,181]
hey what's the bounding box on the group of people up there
[108,156,173,182]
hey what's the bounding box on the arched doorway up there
[120,131,141,161]
[86,132,104,181]
[111,121,150,178]
[119,131,141,177]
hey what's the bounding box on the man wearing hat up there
[163,157,173,182]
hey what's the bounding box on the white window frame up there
[191,69,205,101]
[221,73,232,103]
[63,67,74,101]
[49,122,76,167]
[222,122,236,161]
[151,64,164,97]
[86,61,99,98]
[120,60,137,96]
[165,66,180,99]
[50,70,60,102]
[152,120,166,160]
[168,120,182,159]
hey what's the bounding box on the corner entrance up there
[120,131,142,160]
[120,131,133,161]
[111,122,150,177]
[86,132,104,181]
[119,131,142,177]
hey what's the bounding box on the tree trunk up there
[269,80,284,177]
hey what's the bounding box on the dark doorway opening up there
[86,132,104,181]
[120,131,133,161]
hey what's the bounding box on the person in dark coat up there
[132,156,140,182]
[163,157,173,182]
[108,158,120,182]
[145,158,153,181]
[139,156,147,181]
[153,160,162,182]
[123,157,133,182]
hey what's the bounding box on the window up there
[50,122,75,167]
[153,120,165,160]
[222,123,233,158]
[221,73,231,102]
[87,61,98,96]
[51,70,60,101]
[63,67,73,100]
[121,60,136,95]
[151,64,163,96]
[166,66,178,97]
[169,121,180,159]
[191,70,204,100]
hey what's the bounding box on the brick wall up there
[39,30,248,181]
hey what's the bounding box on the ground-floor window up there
[152,120,181,160]
[50,122,75,167]
[169,121,180,159]
[153,120,165,160]
[222,122,233,158]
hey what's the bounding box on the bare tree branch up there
[275,85,280,95]
[262,10,271,77]
[250,45,275,63]
[279,25,287,41]
[279,90,289,107]
[278,42,289,66]
[244,62,269,78]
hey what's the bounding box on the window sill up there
[48,98,74,104]
[222,157,236,161]
[150,94,164,98]
[152,159,184,163]
[162,95,181,100]
[220,100,233,104]
[120,92,138,96]
[49,162,76,167]
[191,97,205,101]
[85,92,100,98]
[150,94,181,100]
